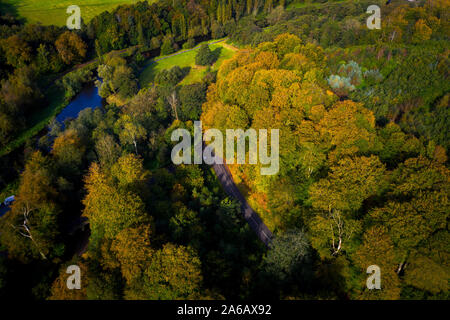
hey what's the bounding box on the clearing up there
[139,39,237,87]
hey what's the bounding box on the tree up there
[115,114,147,154]
[308,156,385,257]
[0,152,62,262]
[82,163,148,243]
[404,254,448,295]
[195,43,215,66]
[137,21,147,47]
[264,230,313,283]
[110,153,149,193]
[129,244,203,299]
[55,31,87,65]
[317,100,379,162]
[95,134,121,168]
[0,35,32,68]
[160,36,175,56]
[52,129,86,176]
[353,226,401,300]
[0,110,16,145]
[36,44,51,73]
[310,156,386,213]
[167,91,179,120]
[1,65,43,114]
[412,19,432,43]
[155,66,187,87]
[111,65,139,99]
[309,209,362,259]
[111,225,153,284]
[178,83,207,120]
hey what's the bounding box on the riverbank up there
[0,46,140,158]
[0,85,66,157]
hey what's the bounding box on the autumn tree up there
[125,244,203,299]
[0,152,62,262]
[52,129,86,176]
[82,159,149,245]
[353,226,401,300]
[0,35,32,68]
[110,225,153,284]
[55,31,87,65]
[49,262,88,300]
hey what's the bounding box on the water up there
[1,84,104,219]
[55,82,103,125]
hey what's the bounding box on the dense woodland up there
[0,0,449,300]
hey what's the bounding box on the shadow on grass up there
[211,47,223,65]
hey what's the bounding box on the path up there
[207,145,273,246]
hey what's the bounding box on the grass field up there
[139,40,237,87]
[286,0,351,10]
[0,0,142,26]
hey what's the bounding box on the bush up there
[328,61,362,97]
[338,60,362,86]
[328,74,355,97]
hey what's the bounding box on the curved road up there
[210,157,273,246]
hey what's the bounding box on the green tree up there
[264,230,313,282]
[195,44,215,66]
[160,37,175,56]
[115,114,147,154]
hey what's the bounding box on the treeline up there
[86,0,287,55]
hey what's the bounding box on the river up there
[55,82,104,125]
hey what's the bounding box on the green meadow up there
[139,40,236,87]
[0,0,142,26]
